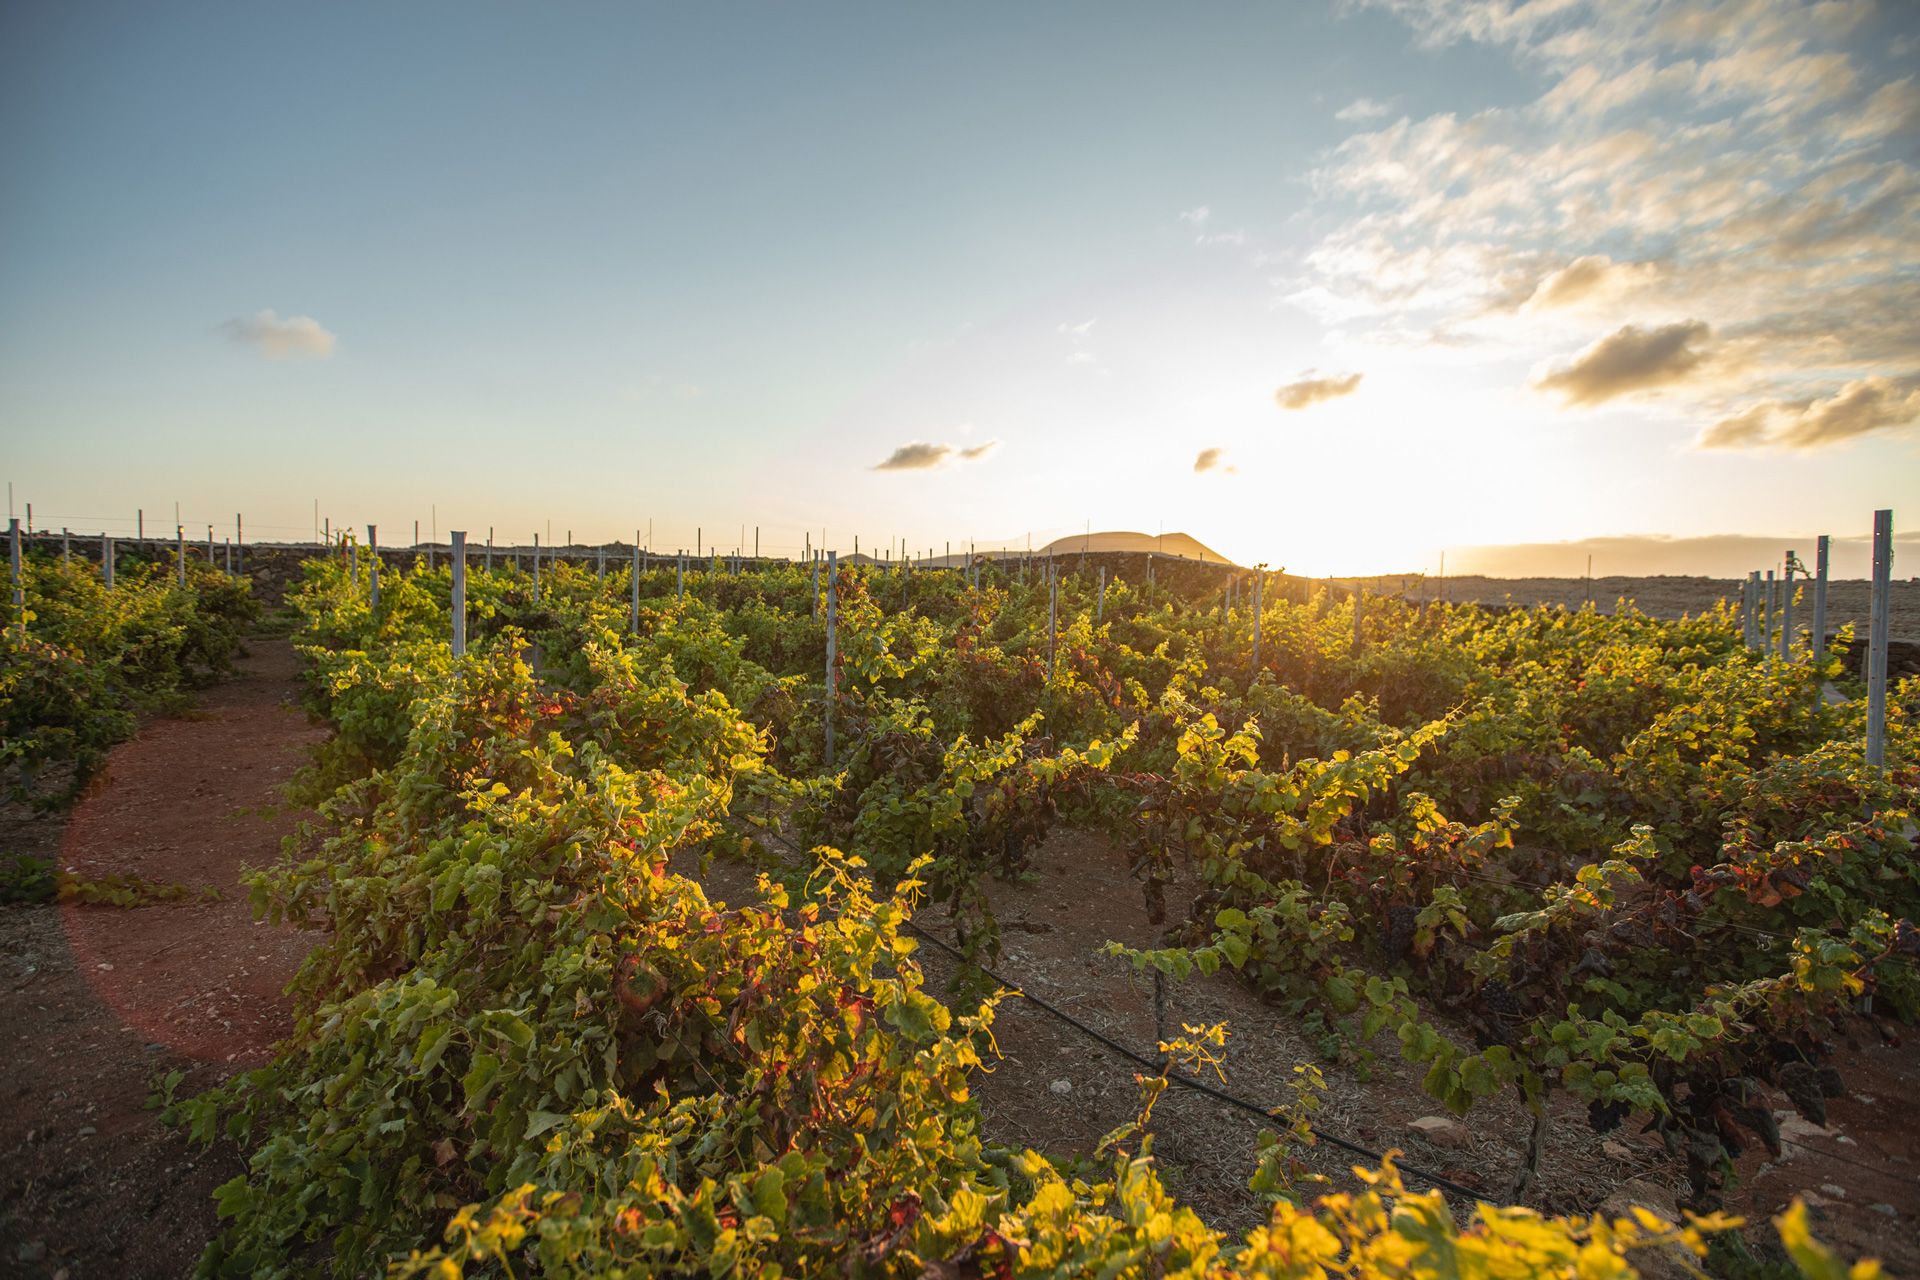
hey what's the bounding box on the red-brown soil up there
[3,635,1912,1275]
[702,829,1920,1273]
[0,637,324,1279]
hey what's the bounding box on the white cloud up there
[1179,206,1212,225]
[1289,0,1919,448]
[1335,97,1394,122]
[1535,320,1712,405]
[1058,317,1105,369]
[219,309,335,359]
[1275,371,1364,410]
[1699,377,1920,450]
[872,439,1001,472]
[1193,446,1236,474]
[1521,254,1665,310]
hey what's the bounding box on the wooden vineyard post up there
[1097,566,1106,621]
[137,508,143,542]
[629,543,641,635]
[368,526,381,610]
[450,531,468,657]
[1781,550,1796,659]
[1745,572,1761,648]
[810,553,820,619]
[486,528,494,572]
[824,551,838,769]
[102,535,114,588]
[207,525,215,564]
[62,528,70,564]
[1146,552,1154,601]
[1812,536,1830,663]
[677,552,685,601]
[176,524,186,587]
[1047,560,1057,681]
[1250,568,1264,683]
[349,535,358,582]
[1865,509,1892,767]
[532,534,541,598]
[9,519,21,633]
[598,546,606,579]
[1763,568,1775,657]
[236,513,244,577]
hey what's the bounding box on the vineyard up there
[4,543,1913,1278]
[2,549,256,811]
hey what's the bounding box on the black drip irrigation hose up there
[740,823,1920,1193]
[903,923,1920,1195]
[900,919,1493,1203]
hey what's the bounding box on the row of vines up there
[2,550,256,809]
[173,549,1908,1275]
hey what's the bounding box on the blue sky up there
[2,1,1914,573]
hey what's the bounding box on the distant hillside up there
[1022,531,1234,564]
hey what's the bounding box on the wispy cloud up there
[1058,317,1105,370]
[1193,446,1236,474]
[1289,1,1918,448]
[1534,321,1712,406]
[1335,96,1393,122]
[872,439,1001,472]
[1179,206,1211,225]
[1699,376,1920,450]
[1522,254,1662,310]
[1275,371,1364,410]
[219,309,335,359]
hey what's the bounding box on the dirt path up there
[0,637,324,1279]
